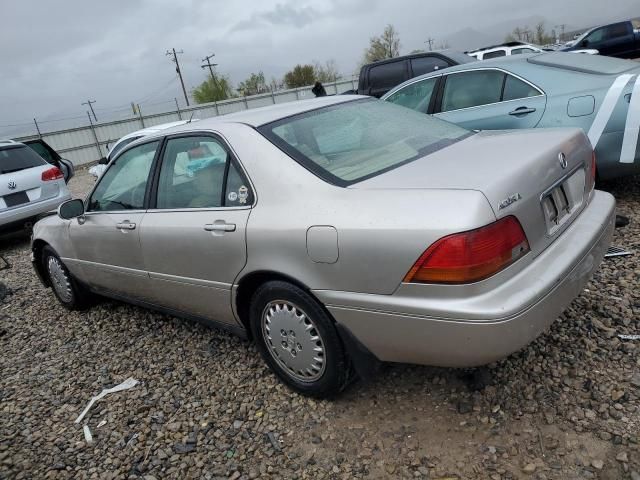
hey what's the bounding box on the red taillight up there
[403,216,530,284]
[41,167,64,181]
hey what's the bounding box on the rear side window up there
[368,61,406,90]
[483,50,506,59]
[0,146,46,174]
[607,23,628,39]
[410,57,450,76]
[502,75,541,101]
[511,48,535,55]
[442,70,505,111]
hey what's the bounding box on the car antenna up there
[187,112,194,123]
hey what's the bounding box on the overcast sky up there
[1,0,638,134]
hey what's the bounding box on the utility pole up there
[201,53,218,79]
[166,48,190,106]
[424,38,435,51]
[82,100,98,122]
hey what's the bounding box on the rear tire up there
[249,280,350,398]
[42,246,91,310]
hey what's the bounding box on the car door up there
[603,23,634,57]
[139,134,254,326]
[67,140,160,297]
[580,26,608,54]
[434,69,546,130]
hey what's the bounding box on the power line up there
[81,99,98,122]
[166,48,190,106]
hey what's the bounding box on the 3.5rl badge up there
[498,193,522,211]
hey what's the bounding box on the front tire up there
[249,281,350,397]
[42,246,90,310]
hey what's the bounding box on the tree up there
[314,60,341,83]
[283,64,315,88]
[237,71,268,96]
[192,73,233,104]
[363,24,401,63]
[438,40,451,49]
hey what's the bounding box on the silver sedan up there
[31,97,615,397]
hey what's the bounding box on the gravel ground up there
[1,168,639,480]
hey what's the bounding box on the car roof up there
[154,96,363,134]
[363,50,476,67]
[0,140,25,150]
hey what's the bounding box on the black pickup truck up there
[562,20,640,58]
[356,51,476,98]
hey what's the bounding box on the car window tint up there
[156,136,250,209]
[511,48,535,55]
[260,99,470,185]
[442,70,505,111]
[482,50,506,59]
[410,57,449,76]
[0,146,46,174]
[502,75,541,101]
[26,142,55,164]
[225,162,254,206]
[607,23,628,39]
[368,61,406,90]
[385,77,438,114]
[89,141,158,212]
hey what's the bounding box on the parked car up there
[383,52,640,180]
[1,140,71,232]
[90,120,198,179]
[31,97,614,397]
[562,20,640,58]
[357,51,476,98]
[21,138,75,183]
[467,41,544,60]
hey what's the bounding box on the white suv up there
[0,140,71,232]
[467,42,543,60]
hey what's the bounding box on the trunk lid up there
[351,128,594,257]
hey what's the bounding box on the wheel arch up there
[31,238,52,287]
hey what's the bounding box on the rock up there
[630,471,640,480]
[616,452,628,462]
[233,420,243,429]
[591,460,604,470]
[173,443,196,454]
[611,390,625,401]
[457,400,472,414]
[631,373,640,389]
[523,463,536,473]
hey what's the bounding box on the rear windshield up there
[528,52,639,75]
[258,99,471,186]
[0,145,46,174]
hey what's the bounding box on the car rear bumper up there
[314,190,616,367]
[0,191,71,230]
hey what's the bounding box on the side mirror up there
[58,199,85,220]
[98,157,108,165]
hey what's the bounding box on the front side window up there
[89,141,159,211]
[259,99,470,186]
[585,28,605,44]
[482,50,506,59]
[502,75,541,101]
[385,77,438,114]
[155,136,252,209]
[442,70,505,111]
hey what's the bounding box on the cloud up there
[231,3,323,32]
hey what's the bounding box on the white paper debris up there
[83,425,93,444]
[88,164,107,178]
[75,377,139,424]
[618,334,640,340]
[97,420,107,428]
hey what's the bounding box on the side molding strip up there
[620,75,640,163]
[587,74,634,149]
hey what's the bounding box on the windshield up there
[258,99,471,186]
[0,145,46,174]
[110,136,142,159]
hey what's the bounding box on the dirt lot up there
[1,168,639,480]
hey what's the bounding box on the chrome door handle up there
[204,222,236,232]
[116,221,136,230]
[509,107,536,115]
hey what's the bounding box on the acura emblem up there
[558,152,567,169]
[7,181,16,190]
